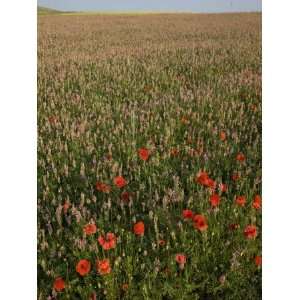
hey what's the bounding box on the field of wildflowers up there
[38,13,261,299]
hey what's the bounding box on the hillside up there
[37,6,62,15]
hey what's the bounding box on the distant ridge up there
[37,6,63,15]
[37,6,260,16]
[37,8,195,16]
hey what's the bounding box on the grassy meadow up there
[38,12,262,299]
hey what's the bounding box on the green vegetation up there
[38,13,261,299]
[37,6,63,15]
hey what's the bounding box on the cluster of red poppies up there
[182,210,208,232]
[53,259,111,292]
[53,148,261,294]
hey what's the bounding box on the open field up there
[38,13,261,299]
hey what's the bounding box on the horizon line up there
[38,5,261,14]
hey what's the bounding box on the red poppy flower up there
[121,191,131,203]
[252,195,261,210]
[114,176,127,188]
[98,232,117,250]
[49,116,57,125]
[90,292,97,300]
[210,194,221,207]
[84,223,97,235]
[229,223,240,230]
[95,182,111,193]
[53,277,65,292]
[219,183,227,193]
[207,178,216,189]
[244,225,258,239]
[138,148,150,161]
[122,283,129,291]
[193,214,208,231]
[133,221,145,236]
[170,148,179,157]
[235,196,246,207]
[175,253,186,265]
[196,172,216,189]
[63,201,70,214]
[231,173,240,181]
[96,259,111,275]
[254,255,262,266]
[196,171,209,185]
[106,154,113,161]
[236,153,246,162]
[158,239,166,246]
[182,209,194,219]
[76,259,91,276]
[181,117,189,125]
[220,131,226,141]
[251,104,257,112]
